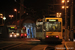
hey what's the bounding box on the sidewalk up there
[65,41,75,50]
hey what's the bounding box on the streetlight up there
[14,9,17,12]
[66,6,69,8]
[61,0,69,9]
[3,16,6,21]
[56,13,62,18]
[14,9,18,34]
[62,0,70,3]
[9,15,14,19]
[62,0,65,3]
[62,6,69,9]
[62,6,65,9]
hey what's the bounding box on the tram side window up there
[36,25,42,32]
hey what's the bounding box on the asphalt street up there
[0,38,74,50]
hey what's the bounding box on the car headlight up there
[73,39,75,42]
[10,35,12,37]
[14,35,16,37]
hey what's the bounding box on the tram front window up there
[43,22,61,32]
[9,29,16,33]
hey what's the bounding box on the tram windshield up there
[43,22,61,32]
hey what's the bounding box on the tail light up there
[46,36,49,38]
[21,34,23,36]
[56,36,59,38]
[24,34,27,37]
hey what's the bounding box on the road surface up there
[0,38,74,50]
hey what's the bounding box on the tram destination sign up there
[47,19,58,22]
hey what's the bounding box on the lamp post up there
[62,0,69,41]
[70,0,73,41]
[14,9,17,25]
[14,9,17,22]
[14,9,18,33]
[65,0,68,41]
[62,0,74,41]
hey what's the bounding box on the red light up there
[56,36,59,38]
[46,36,48,38]
[24,34,27,37]
[21,34,23,36]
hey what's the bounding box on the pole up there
[19,4,21,38]
[16,11,17,25]
[20,0,24,27]
[2,17,3,24]
[15,13,17,35]
[65,0,68,41]
[19,0,24,38]
[70,0,73,41]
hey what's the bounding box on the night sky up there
[0,0,75,16]
[0,0,75,24]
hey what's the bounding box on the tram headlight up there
[10,35,12,37]
[73,39,75,42]
[14,35,16,37]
